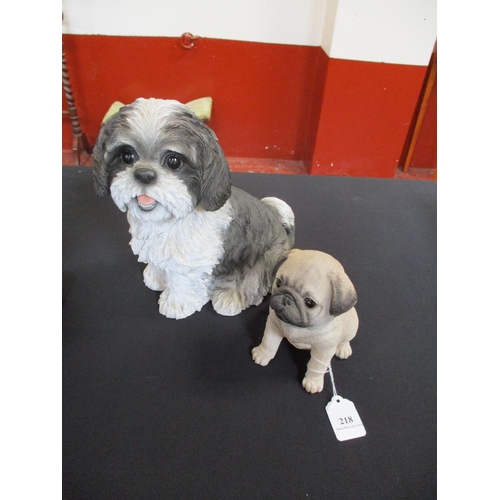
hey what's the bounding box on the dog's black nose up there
[134,168,157,185]
[271,293,295,312]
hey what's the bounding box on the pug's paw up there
[335,341,352,359]
[302,373,325,394]
[252,345,274,366]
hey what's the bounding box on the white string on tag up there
[310,354,366,441]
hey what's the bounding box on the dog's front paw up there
[252,345,274,366]
[143,264,167,291]
[158,291,206,319]
[335,341,352,360]
[211,289,245,316]
[302,373,325,394]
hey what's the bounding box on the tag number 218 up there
[339,416,354,425]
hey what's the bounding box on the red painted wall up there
[62,34,429,177]
[309,57,427,177]
[62,34,322,161]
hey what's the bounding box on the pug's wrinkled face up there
[270,260,333,328]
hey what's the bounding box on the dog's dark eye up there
[304,298,316,309]
[121,149,136,165]
[276,278,282,288]
[165,154,183,170]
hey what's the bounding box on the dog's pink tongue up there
[137,194,155,206]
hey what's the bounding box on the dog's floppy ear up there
[329,268,357,317]
[198,125,232,211]
[92,109,128,198]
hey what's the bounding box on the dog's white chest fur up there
[126,203,233,319]
[127,203,231,269]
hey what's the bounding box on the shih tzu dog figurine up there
[252,249,358,393]
[93,98,295,319]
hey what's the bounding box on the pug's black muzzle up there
[270,292,307,327]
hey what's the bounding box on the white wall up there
[322,0,436,65]
[62,0,328,47]
[62,0,436,66]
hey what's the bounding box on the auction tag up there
[326,395,366,441]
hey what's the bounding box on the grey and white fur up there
[93,98,295,319]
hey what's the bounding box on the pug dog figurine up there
[252,249,359,394]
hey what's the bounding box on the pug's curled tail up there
[261,197,295,241]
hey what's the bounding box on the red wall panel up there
[62,34,322,161]
[62,34,430,177]
[309,58,427,177]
